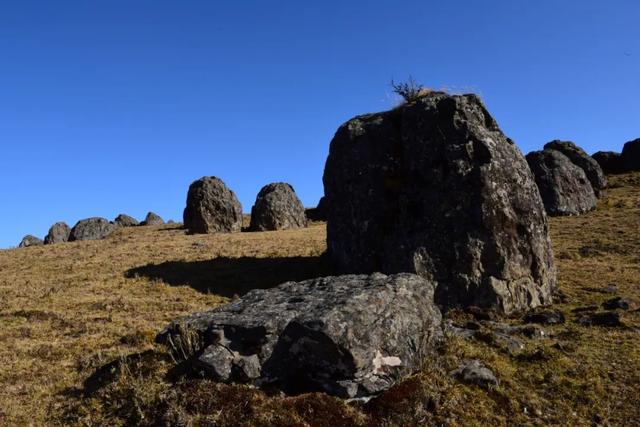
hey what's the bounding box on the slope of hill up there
[0,173,638,426]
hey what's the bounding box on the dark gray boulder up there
[114,214,139,227]
[306,196,328,221]
[323,92,556,314]
[592,151,625,174]
[250,183,307,231]
[183,176,243,234]
[526,150,597,216]
[69,217,116,241]
[622,138,640,171]
[19,235,44,248]
[158,273,443,398]
[44,222,71,244]
[141,212,164,226]
[544,140,607,195]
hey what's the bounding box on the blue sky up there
[1,1,638,248]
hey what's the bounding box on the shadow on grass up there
[125,254,333,298]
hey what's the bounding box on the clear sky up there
[1,1,638,248]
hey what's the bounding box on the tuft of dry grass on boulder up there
[0,173,638,426]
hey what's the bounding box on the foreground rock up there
[44,222,71,244]
[19,235,43,247]
[141,212,164,226]
[69,217,116,241]
[323,92,556,313]
[158,273,442,398]
[184,176,243,234]
[544,140,607,195]
[114,214,139,227]
[592,151,625,174]
[526,150,597,216]
[250,183,307,231]
[622,138,640,171]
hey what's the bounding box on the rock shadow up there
[125,254,332,298]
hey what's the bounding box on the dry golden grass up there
[0,173,638,426]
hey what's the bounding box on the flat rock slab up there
[158,273,443,398]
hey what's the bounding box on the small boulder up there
[602,297,630,311]
[621,138,640,171]
[544,140,607,195]
[141,212,164,226]
[524,309,565,325]
[577,311,623,327]
[158,273,443,398]
[592,151,625,174]
[44,222,71,244]
[19,235,44,247]
[114,214,139,227]
[455,360,498,388]
[183,176,243,234]
[526,149,597,216]
[250,183,307,231]
[69,217,116,241]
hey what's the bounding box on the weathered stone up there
[305,196,328,222]
[114,214,139,227]
[19,235,43,247]
[524,309,565,325]
[455,360,498,388]
[544,140,607,195]
[526,149,597,216]
[249,183,307,231]
[44,222,71,244]
[183,176,243,234]
[323,92,556,314]
[141,212,164,226]
[158,273,443,398]
[602,297,630,311]
[69,217,116,241]
[622,138,640,171]
[577,311,623,327]
[592,151,625,174]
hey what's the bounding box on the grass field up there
[0,173,638,426]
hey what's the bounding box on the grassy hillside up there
[0,173,638,426]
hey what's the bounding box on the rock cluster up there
[250,183,307,231]
[44,222,71,244]
[69,217,117,241]
[184,177,243,234]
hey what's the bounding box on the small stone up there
[524,310,565,325]
[456,360,498,388]
[602,297,630,311]
[577,312,623,327]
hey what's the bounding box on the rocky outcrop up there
[526,150,597,216]
[183,177,243,234]
[114,214,139,227]
[44,222,71,244]
[158,273,442,398]
[69,217,116,241]
[19,235,43,247]
[141,212,164,226]
[322,92,556,313]
[306,196,328,221]
[592,151,625,174]
[544,140,606,195]
[622,138,640,171]
[250,183,307,231]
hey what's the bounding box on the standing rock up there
[183,176,243,234]
[158,273,443,398]
[141,212,164,226]
[250,183,307,231]
[114,214,139,227]
[526,150,597,216]
[622,138,640,171]
[44,222,71,244]
[69,217,116,241]
[19,235,44,247]
[544,140,607,195]
[592,151,625,174]
[322,92,556,313]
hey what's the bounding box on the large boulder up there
[44,222,71,244]
[158,273,442,398]
[622,138,640,171]
[19,235,43,247]
[183,177,243,234]
[114,214,139,227]
[141,212,164,226]
[69,217,116,241]
[322,92,556,313]
[526,150,597,216]
[592,151,625,174]
[249,183,307,231]
[543,140,607,195]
